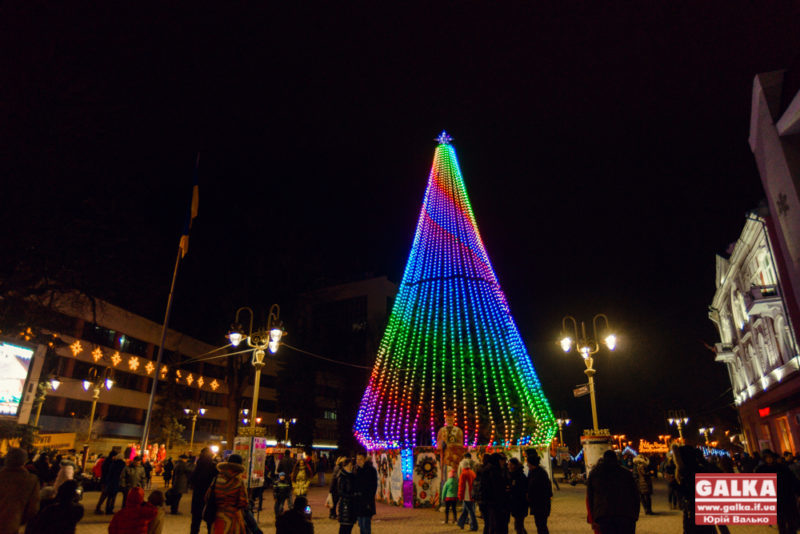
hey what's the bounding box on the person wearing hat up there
[586,450,639,534]
[526,452,553,534]
[0,447,40,534]
[169,454,190,514]
[207,454,248,534]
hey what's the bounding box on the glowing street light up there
[667,409,689,440]
[560,314,616,432]
[32,376,61,427]
[555,411,571,445]
[184,405,207,453]
[277,417,297,444]
[699,426,715,446]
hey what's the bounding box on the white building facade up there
[710,214,800,454]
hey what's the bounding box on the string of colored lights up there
[354,133,556,450]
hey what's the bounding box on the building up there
[292,275,397,450]
[710,212,800,454]
[6,289,282,451]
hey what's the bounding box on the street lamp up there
[81,366,113,468]
[184,406,206,453]
[228,304,285,431]
[667,409,689,440]
[612,434,626,450]
[699,426,715,446]
[32,375,61,427]
[555,411,571,445]
[560,314,616,433]
[277,417,296,445]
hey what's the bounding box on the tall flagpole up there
[140,245,183,453]
[140,153,199,454]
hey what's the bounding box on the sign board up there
[233,435,267,489]
[237,426,266,437]
[695,473,776,526]
[33,432,76,453]
[0,341,35,417]
[581,433,613,474]
[573,384,590,398]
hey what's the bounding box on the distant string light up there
[354,133,556,451]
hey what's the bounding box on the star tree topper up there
[435,131,453,145]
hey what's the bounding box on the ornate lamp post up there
[667,409,689,440]
[612,434,626,450]
[32,376,61,427]
[184,406,206,453]
[699,426,715,446]
[555,411,571,445]
[81,366,113,468]
[277,417,296,445]
[228,304,284,432]
[560,314,617,433]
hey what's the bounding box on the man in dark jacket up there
[586,450,639,534]
[97,450,126,514]
[526,452,553,534]
[355,453,378,534]
[169,454,190,514]
[508,458,528,534]
[189,448,218,534]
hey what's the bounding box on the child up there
[442,469,458,523]
[273,472,292,517]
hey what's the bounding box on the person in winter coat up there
[480,454,508,534]
[291,460,311,497]
[355,453,378,534]
[633,454,654,515]
[0,448,40,534]
[93,455,105,480]
[329,456,346,519]
[145,490,165,534]
[53,459,75,491]
[457,462,478,531]
[121,456,146,508]
[508,458,528,534]
[189,448,218,534]
[337,458,357,534]
[206,454,248,534]
[108,487,158,534]
[273,472,292,516]
[97,451,126,515]
[586,450,639,534]
[169,455,190,514]
[31,454,53,486]
[162,458,173,488]
[25,479,84,534]
[441,469,459,524]
[526,452,552,534]
[275,495,314,534]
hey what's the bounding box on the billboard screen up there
[0,341,35,417]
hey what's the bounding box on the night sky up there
[3,2,800,447]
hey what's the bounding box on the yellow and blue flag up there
[179,153,200,258]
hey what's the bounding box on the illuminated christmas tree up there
[354,132,556,450]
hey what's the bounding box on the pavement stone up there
[73,475,773,534]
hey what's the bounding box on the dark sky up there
[3,2,800,446]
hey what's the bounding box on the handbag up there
[325,492,333,508]
[202,476,218,524]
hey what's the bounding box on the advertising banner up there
[581,434,613,474]
[0,341,35,417]
[33,433,76,453]
[412,447,440,508]
[249,437,267,488]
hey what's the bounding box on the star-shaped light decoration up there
[210,379,219,391]
[161,365,168,377]
[128,357,140,371]
[197,376,204,388]
[435,131,453,145]
[186,373,194,386]
[110,351,122,367]
[145,361,155,375]
[92,347,103,362]
[70,340,83,357]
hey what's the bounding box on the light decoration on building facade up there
[210,379,219,391]
[161,365,168,378]
[145,361,155,375]
[128,356,139,371]
[92,347,104,362]
[70,340,83,356]
[110,351,122,367]
[353,133,556,451]
[197,376,204,388]
[186,373,193,385]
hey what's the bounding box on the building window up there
[323,410,337,421]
